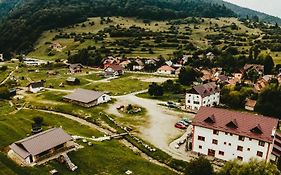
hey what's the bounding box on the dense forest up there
[0,0,21,20]
[0,0,236,55]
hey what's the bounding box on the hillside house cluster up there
[190,107,280,162]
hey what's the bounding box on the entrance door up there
[208,149,215,157]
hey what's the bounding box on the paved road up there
[108,91,195,161]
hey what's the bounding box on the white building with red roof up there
[185,82,220,111]
[191,107,280,162]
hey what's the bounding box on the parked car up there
[174,144,180,149]
[182,118,192,124]
[175,123,187,129]
[179,120,190,127]
[167,101,177,108]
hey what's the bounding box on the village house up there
[63,88,111,107]
[102,56,122,68]
[104,64,124,77]
[185,82,220,111]
[68,64,83,74]
[132,59,145,71]
[242,64,264,78]
[9,128,74,165]
[66,77,80,85]
[27,81,44,93]
[157,65,176,75]
[254,75,274,92]
[191,107,280,162]
[23,58,46,66]
[50,42,65,52]
[119,60,131,68]
[245,98,257,111]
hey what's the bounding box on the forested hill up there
[0,0,236,55]
[206,0,281,25]
[0,0,21,20]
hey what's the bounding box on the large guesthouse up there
[191,107,280,162]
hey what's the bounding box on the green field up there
[0,101,177,175]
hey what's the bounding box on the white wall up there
[157,70,173,75]
[192,126,272,162]
[97,94,111,104]
[185,92,220,110]
[29,87,44,93]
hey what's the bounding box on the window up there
[237,156,243,161]
[187,100,190,103]
[228,143,231,146]
[247,148,250,151]
[213,130,219,135]
[199,145,202,149]
[194,101,200,105]
[257,151,263,157]
[239,136,245,141]
[225,132,228,135]
[258,141,265,147]
[198,136,205,141]
[237,146,243,151]
[212,139,218,145]
[230,133,233,136]
[249,138,252,141]
[219,151,224,156]
[224,142,227,145]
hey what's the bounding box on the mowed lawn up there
[13,66,103,89]
[84,74,151,95]
[0,101,177,175]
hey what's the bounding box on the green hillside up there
[0,0,236,55]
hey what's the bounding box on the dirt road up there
[108,91,195,161]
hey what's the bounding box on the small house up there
[254,75,274,92]
[68,64,83,74]
[133,60,144,71]
[63,89,111,107]
[66,77,80,85]
[245,98,257,111]
[9,128,73,165]
[104,64,124,77]
[157,65,175,75]
[27,81,44,93]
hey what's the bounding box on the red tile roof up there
[157,65,175,71]
[192,107,279,143]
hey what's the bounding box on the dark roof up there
[192,107,279,143]
[27,81,44,88]
[63,88,105,103]
[189,82,220,98]
[68,64,83,69]
[10,128,72,158]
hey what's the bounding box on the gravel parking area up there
[107,91,195,161]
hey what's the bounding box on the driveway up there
[107,91,195,161]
